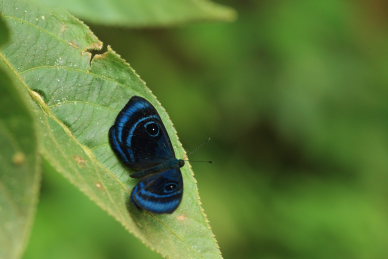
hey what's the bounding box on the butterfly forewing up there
[109,96,175,170]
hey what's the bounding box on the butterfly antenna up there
[184,159,213,164]
[186,137,212,156]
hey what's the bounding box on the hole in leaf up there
[86,43,108,64]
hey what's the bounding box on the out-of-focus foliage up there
[0,18,41,258]
[24,0,388,258]
[31,0,236,26]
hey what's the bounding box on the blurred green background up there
[24,0,388,258]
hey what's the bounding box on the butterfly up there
[109,96,185,214]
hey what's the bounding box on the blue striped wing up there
[109,96,184,214]
[109,96,175,170]
[131,168,183,214]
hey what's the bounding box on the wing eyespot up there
[163,182,178,193]
[144,121,160,137]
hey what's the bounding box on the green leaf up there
[0,14,10,46]
[0,26,40,259]
[31,0,236,26]
[0,0,222,258]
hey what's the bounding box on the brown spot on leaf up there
[74,155,87,167]
[177,215,187,221]
[12,152,26,165]
[95,182,104,190]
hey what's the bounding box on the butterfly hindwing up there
[109,96,184,214]
[109,96,175,171]
[131,168,183,214]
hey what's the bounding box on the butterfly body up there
[131,158,185,179]
[109,96,184,214]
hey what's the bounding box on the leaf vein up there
[20,65,130,92]
[3,15,78,48]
